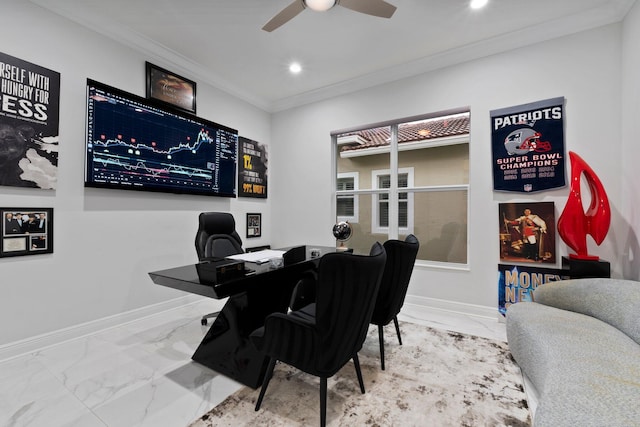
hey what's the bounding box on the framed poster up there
[246,213,261,238]
[491,97,566,193]
[0,51,60,189]
[238,137,268,198]
[499,201,556,264]
[145,62,196,114]
[2,208,53,257]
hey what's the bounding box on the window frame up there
[331,107,471,268]
[336,172,359,223]
[371,167,414,235]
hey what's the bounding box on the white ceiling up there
[29,0,635,112]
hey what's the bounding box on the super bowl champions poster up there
[0,51,60,190]
[491,97,566,193]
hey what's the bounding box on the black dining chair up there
[249,242,387,427]
[370,234,420,370]
[194,212,244,325]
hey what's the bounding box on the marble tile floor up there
[0,299,534,427]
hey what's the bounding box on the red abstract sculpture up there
[557,151,610,260]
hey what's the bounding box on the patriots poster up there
[491,97,566,193]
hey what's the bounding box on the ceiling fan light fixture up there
[303,0,337,12]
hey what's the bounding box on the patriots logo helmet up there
[504,128,551,155]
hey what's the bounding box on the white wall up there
[271,23,627,312]
[621,0,640,280]
[0,1,271,346]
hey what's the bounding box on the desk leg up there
[191,282,293,389]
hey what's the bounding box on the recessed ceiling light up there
[470,0,488,9]
[289,62,302,74]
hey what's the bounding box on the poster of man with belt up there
[499,201,556,264]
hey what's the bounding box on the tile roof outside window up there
[340,115,470,152]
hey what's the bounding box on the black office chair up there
[195,212,244,325]
[370,234,420,370]
[250,242,386,427]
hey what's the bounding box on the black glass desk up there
[148,246,334,389]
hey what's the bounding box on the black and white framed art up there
[1,208,53,257]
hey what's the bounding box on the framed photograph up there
[145,62,196,114]
[246,213,261,238]
[2,208,53,257]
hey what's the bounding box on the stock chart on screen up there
[85,80,237,197]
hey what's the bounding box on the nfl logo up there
[524,184,533,192]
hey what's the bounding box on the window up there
[337,172,358,223]
[372,168,413,234]
[333,110,470,266]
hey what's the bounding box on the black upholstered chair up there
[195,212,243,261]
[250,243,387,427]
[195,212,243,325]
[370,234,419,370]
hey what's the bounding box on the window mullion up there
[331,134,338,226]
[388,124,399,240]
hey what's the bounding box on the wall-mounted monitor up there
[85,79,237,197]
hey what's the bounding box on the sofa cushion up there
[533,278,640,345]
[507,302,640,427]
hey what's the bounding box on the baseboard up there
[403,294,499,320]
[0,294,206,363]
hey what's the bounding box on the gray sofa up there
[506,278,640,427]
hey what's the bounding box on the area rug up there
[189,322,531,426]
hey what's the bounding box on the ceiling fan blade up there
[262,0,306,32]
[338,0,396,18]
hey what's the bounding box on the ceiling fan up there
[262,0,397,32]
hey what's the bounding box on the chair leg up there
[352,353,365,393]
[255,357,277,411]
[393,316,402,345]
[320,377,327,427]
[377,324,385,371]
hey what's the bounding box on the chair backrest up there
[283,245,306,266]
[195,212,243,260]
[314,242,387,372]
[371,234,420,326]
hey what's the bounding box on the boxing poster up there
[238,136,268,198]
[498,264,568,317]
[491,97,566,193]
[0,51,60,189]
